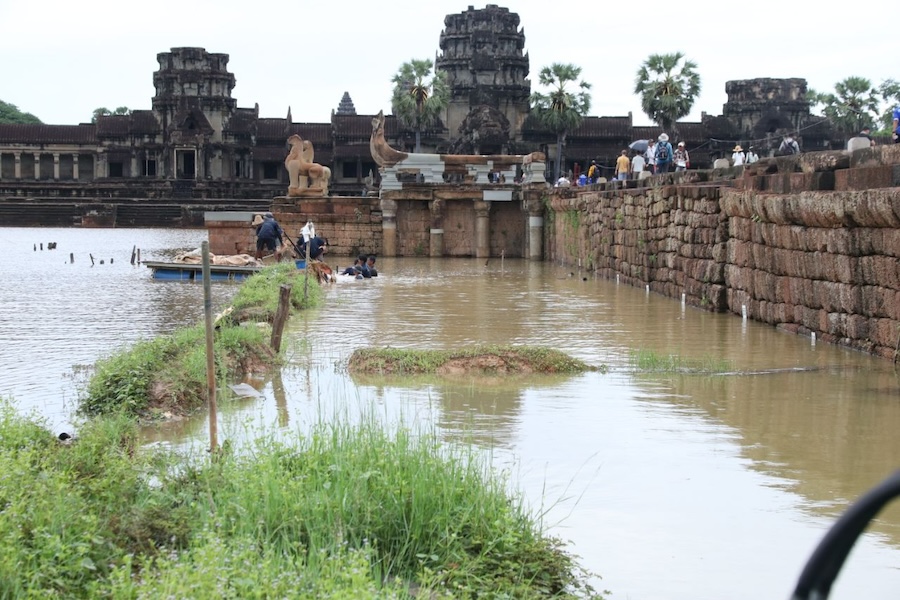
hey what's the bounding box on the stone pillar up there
[131,153,138,178]
[33,153,40,180]
[14,153,21,180]
[522,191,545,261]
[73,154,79,181]
[429,198,444,257]
[474,199,491,259]
[53,153,60,180]
[381,197,398,257]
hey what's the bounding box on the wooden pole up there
[89,253,95,266]
[303,242,310,301]
[201,242,218,454]
[270,284,293,351]
[130,245,136,265]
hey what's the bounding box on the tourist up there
[615,150,630,181]
[366,255,378,277]
[779,134,800,155]
[631,151,645,178]
[577,172,588,186]
[588,160,600,183]
[255,212,283,260]
[858,127,875,147]
[655,133,673,174]
[674,142,690,172]
[745,146,760,164]
[731,145,745,166]
[555,175,571,187]
[645,140,657,174]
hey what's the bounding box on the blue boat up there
[144,259,307,281]
[144,261,260,281]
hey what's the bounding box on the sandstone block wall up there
[271,196,382,258]
[547,146,900,359]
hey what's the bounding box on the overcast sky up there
[0,1,892,127]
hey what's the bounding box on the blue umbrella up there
[629,139,649,153]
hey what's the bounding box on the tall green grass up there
[349,345,597,375]
[0,402,602,598]
[80,263,323,419]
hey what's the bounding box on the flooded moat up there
[2,227,899,599]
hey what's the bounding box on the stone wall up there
[546,146,900,359]
[271,196,382,259]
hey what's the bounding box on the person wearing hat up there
[655,133,673,173]
[674,142,690,172]
[731,144,745,167]
[254,212,284,260]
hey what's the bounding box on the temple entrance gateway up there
[175,148,196,179]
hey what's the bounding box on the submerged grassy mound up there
[348,345,596,376]
[80,263,323,419]
[0,404,602,598]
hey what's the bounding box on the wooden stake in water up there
[201,242,218,454]
[271,284,293,351]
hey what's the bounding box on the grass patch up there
[348,345,598,376]
[80,263,323,420]
[629,349,733,374]
[0,403,602,598]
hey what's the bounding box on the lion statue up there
[285,134,331,196]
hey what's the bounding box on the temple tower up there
[435,4,531,152]
[152,48,237,179]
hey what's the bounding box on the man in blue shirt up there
[893,106,900,143]
[254,212,283,259]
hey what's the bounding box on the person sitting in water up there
[366,255,378,277]
[341,255,365,276]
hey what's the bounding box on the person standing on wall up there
[892,105,900,143]
[631,151,645,178]
[655,133,673,174]
[731,145,745,166]
[615,150,631,181]
[645,139,657,174]
[674,142,690,172]
[745,146,759,164]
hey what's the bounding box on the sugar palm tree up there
[808,76,880,135]
[634,52,701,135]
[529,63,592,181]
[391,59,449,153]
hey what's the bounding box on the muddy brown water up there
[2,227,899,599]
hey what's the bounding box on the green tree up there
[877,79,900,134]
[529,63,592,181]
[92,106,131,123]
[634,52,701,135]
[390,59,449,153]
[807,77,880,135]
[0,100,42,124]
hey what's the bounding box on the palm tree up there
[808,77,881,135]
[529,63,592,182]
[391,59,449,153]
[634,52,701,135]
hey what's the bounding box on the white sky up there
[0,1,891,127]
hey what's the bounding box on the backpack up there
[655,142,670,163]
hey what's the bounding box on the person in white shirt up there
[731,144,745,167]
[631,152,646,177]
[644,141,656,174]
[745,146,759,164]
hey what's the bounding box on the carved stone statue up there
[369,110,409,168]
[285,134,331,196]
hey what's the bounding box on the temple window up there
[109,162,124,177]
[342,162,358,178]
[261,162,279,180]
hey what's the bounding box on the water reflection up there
[4,239,900,600]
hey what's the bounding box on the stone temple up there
[0,4,841,204]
